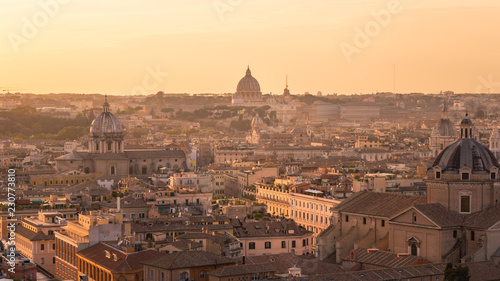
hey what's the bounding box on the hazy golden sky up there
[1,0,500,95]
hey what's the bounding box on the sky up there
[1,0,500,95]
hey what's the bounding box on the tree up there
[475,108,485,119]
[161,107,175,113]
[444,263,470,281]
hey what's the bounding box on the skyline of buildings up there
[2,1,500,280]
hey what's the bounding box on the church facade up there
[56,97,187,178]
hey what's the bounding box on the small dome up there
[460,113,473,126]
[436,119,457,137]
[433,138,500,173]
[237,67,260,92]
[90,96,123,137]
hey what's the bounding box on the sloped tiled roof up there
[141,251,236,269]
[306,261,500,281]
[463,204,500,229]
[413,204,464,228]
[334,191,426,218]
[77,242,165,272]
[16,225,54,241]
[343,248,430,268]
[208,263,275,277]
[244,253,346,276]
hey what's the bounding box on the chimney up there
[117,196,121,212]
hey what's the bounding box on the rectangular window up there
[345,215,349,222]
[436,171,441,179]
[460,196,470,213]
[265,242,271,249]
[41,244,45,251]
[302,239,306,247]
[281,241,286,248]
[453,230,457,238]
[150,269,154,280]
[381,220,385,227]
[292,241,296,248]
[492,173,496,180]
[471,231,475,241]
[462,173,469,180]
[249,242,256,249]
[363,217,367,224]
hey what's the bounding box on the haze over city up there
[2,0,500,94]
[2,1,500,281]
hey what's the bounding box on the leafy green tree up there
[230,119,251,131]
[444,263,470,281]
[161,107,175,113]
[475,109,485,119]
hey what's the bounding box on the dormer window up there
[435,171,441,179]
[461,173,469,180]
[491,172,496,180]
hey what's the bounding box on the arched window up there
[180,272,188,281]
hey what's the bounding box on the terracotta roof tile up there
[464,204,500,229]
[414,204,465,228]
[141,251,236,269]
[208,263,275,277]
[343,248,430,268]
[334,191,426,218]
[77,242,166,272]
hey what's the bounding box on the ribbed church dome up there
[237,67,260,92]
[433,138,500,173]
[90,96,123,137]
[436,119,457,137]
